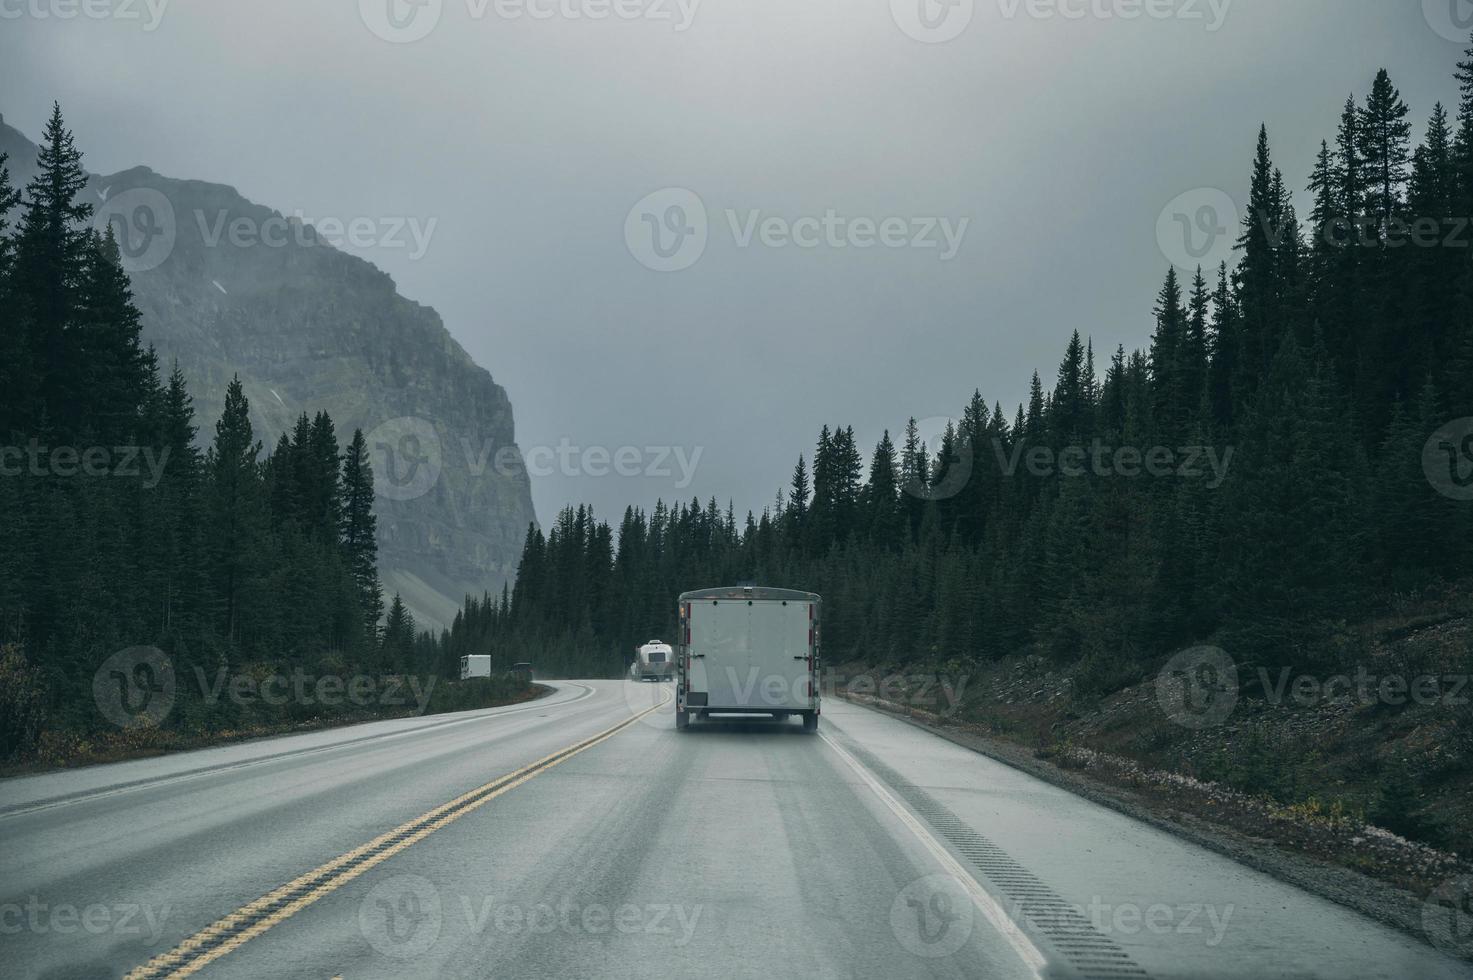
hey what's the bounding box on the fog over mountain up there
[0,1,1460,523]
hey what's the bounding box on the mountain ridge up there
[1,111,538,633]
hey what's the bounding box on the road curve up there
[0,680,1466,979]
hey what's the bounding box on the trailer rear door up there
[745,599,811,710]
[690,599,749,708]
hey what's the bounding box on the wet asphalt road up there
[1,680,1467,979]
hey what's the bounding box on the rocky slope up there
[1,113,537,632]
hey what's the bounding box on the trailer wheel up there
[676,709,689,730]
[801,712,818,733]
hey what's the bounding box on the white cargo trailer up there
[675,587,820,732]
[460,655,492,679]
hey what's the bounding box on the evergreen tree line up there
[0,106,434,751]
[443,51,1473,684]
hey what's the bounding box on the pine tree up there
[341,428,383,639]
[955,391,994,546]
[0,152,34,435]
[1206,264,1239,433]
[899,418,929,541]
[863,431,903,550]
[205,377,266,647]
[831,426,864,545]
[1358,69,1412,232]
[807,426,836,554]
[1053,330,1089,445]
[510,523,546,626]
[74,227,149,442]
[1235,125,1281,390]
[1407,103,1460,377]
[1455,35,1473,215]
[306,411,343,546]
[1337,95,1366,229]
[1273,184,1307,349]
[1149,268,1188,440]
[1025,373,1046,444]
[1307,138,1356,382]
[1308,139,1341,257]
[382,594,416,672]
[785,454,810,546]
[147,361,203,638]
[14,104,93,434]
[0,152,19,279]
[1183,267,1210,414]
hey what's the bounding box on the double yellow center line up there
[125,693,669,979]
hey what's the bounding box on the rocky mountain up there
[1,113,537,632]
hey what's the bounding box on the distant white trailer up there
[675,587,821,732]
[630,640,674,682]
[460,655,492,680]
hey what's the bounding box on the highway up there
[1,680,1467,979]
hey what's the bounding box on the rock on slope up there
[1,113,537,632]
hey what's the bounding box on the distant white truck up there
[675,587,821,732]
[629,640,674,682]
[459,655,492,680]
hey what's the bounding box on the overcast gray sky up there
[1,0,1465,525]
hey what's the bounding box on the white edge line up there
[820,731,1048,979]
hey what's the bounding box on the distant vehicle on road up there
[510,662,534,682]
[630,640,674,682]
[675,587,820,732]
[460,654,492,680]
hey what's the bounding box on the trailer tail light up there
[807,603,819,701]
[682,603,692,695]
